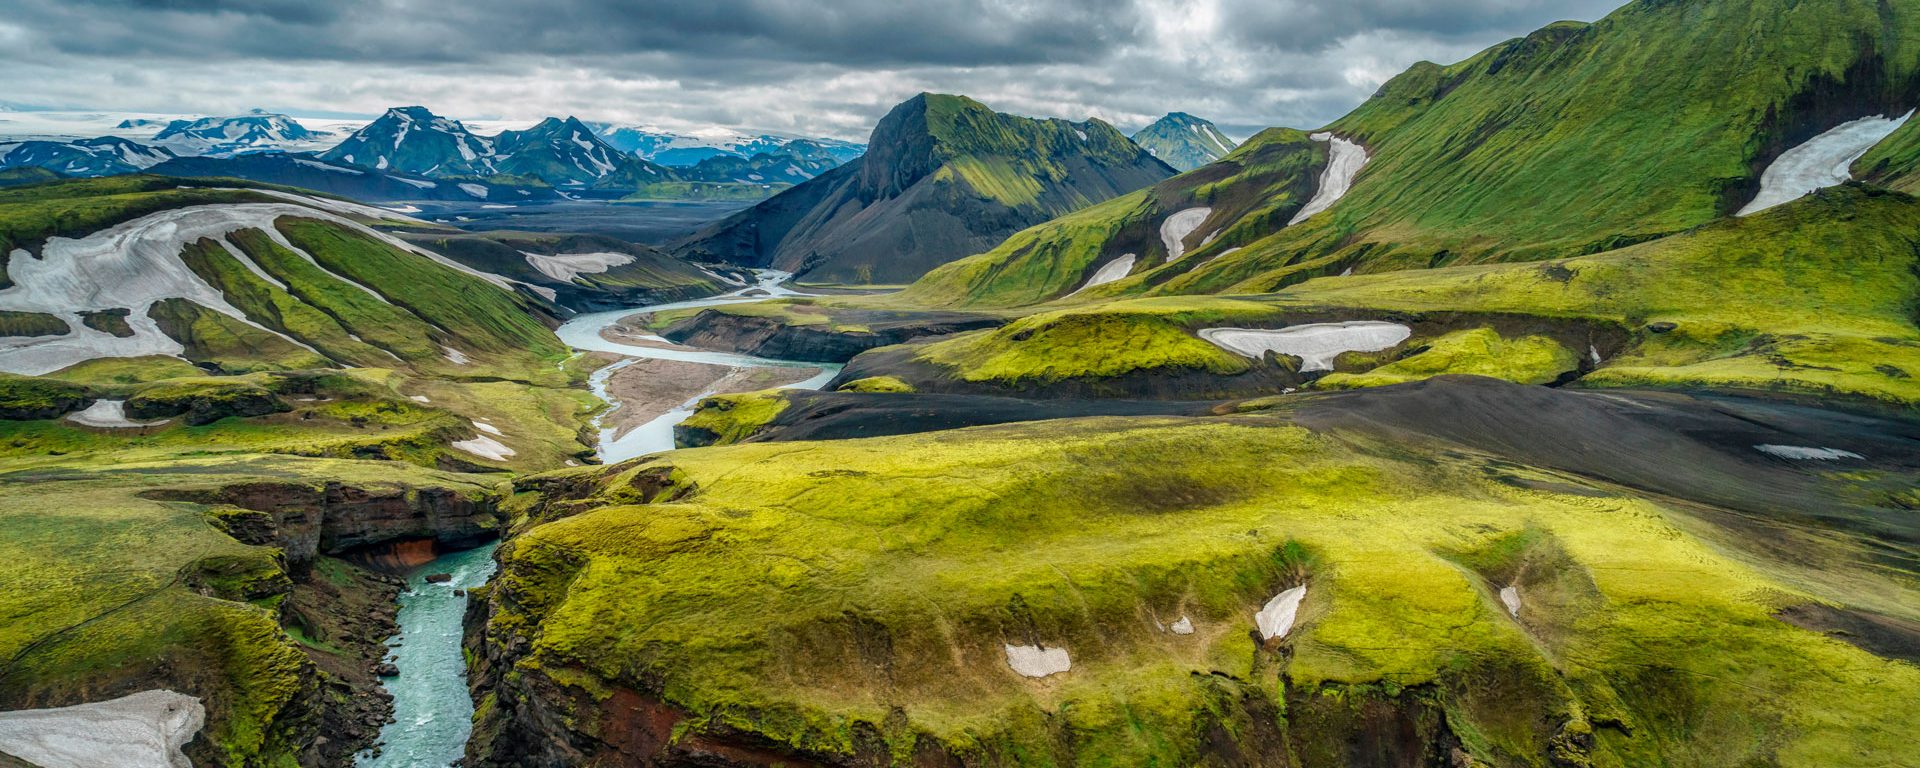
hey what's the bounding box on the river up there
[357,270,838,766]
[354,544,497,768]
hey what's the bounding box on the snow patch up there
[1255,585,1307,641]
[391,176,437,190]
[458,183,489,199]
[452,435,514,461]
[66,400,168,429]
[1169,616,1195,635]
[1289,133,1369,225]
[471,420,503,436]
[1738,111,1913,216]
[291,158,361,175]
[1003,644,1071,678]
[0,690,204,768]
[1160,207,1211,261]
[1754,444,1864,461]
[521,251,636,284]
[441,345,471,365]
[1068,254,1136,296]
[1200,322,1412,372]
[409,395,431,403]
[1499,586,1521,618]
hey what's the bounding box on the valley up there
[2,0,1920,766]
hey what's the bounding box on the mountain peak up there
[1131,112,1236,171]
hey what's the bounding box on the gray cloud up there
[0,0,1628,140]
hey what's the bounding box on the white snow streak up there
[1754,444,1864,461]
[65,400,168,429]
[1255,585,1307,641]
[451,435,514,461]
[1067,254,1136,296]
[1737,111,1913,216]
[522,251,635,283]
[1160,207,1212,261]
[1289,133,1369,225]
[0,690,204,768]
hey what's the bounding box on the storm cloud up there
[0,0,1626,139]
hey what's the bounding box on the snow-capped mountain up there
[149,110,327,156]
[1130,113,1237,172]
[319,106,500,177]
[591,124,864,167]
[0,137,175,177]
[493,116,674,188]
[679,139,852,184]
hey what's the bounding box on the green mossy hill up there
[125,377,289,426]
[403,230,725,309]
[0,364,598,474]
[474,405,1920,766]
[1316,329,1578,390]
[835,375,915,393]
[871,188,1920,409]
[0,178,572,383]
[673,390,791,448]
[0,176,283,258]
[0,455,500,767]
[896,128,1324,308]
[674,93,1175,284]
[0,167,62,189]
[895,0,1920,306]
[0,373,91,420]
[1269,186,1920,407]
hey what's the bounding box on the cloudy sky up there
[0,0,1626,140]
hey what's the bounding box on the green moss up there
[41,356,208,391]
[1317,329,1579,389]
[1269,188,1920,406]
[912,297,1283,385]
[836,376,916,393]
[146,298,331,374]
[0,310,70,338]
[126,376,288,426]
[677,390,791,446]
[484,413,1920,764]
[0,373,90,420]
[0,176,278,255]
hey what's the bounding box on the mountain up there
[593,125,865,167]
[149,110,325,156]
[673,93,1176,284]
[147,153,560,203]
[0,136,174,177]
[319,106,501,177]
[1131,112,1237,171]
[491,116,676,189]
[679,140,847,184]
[905,0,1920,307]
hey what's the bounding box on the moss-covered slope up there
[470,382,1920,766]
[897,0,1920,307]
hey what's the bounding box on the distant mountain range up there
[1131,112,1237,171]
[674,93,1176,283]
[590,124,865,167]
[0,107,872,199]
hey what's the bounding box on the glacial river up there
[358,270,837,766]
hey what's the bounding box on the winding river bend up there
[359,270,838,765]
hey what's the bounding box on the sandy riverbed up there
[601,358,821,440]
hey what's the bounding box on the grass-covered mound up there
[0,373,91,420]
[0,455,500,767]
[472,391,1920,766]
[0,363,600,474]
[673,390,791,447]
[1268,187,1920,407]
[1316,329,1578,390]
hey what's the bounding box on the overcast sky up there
[0,0,1626,141]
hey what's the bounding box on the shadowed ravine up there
[358,271,839,766]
